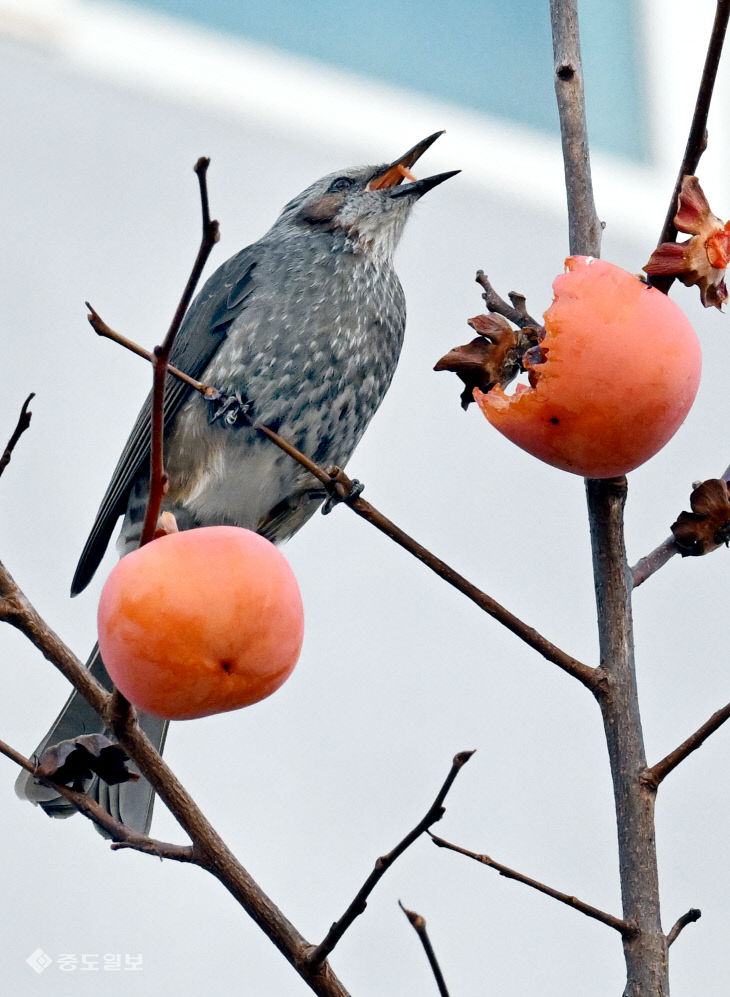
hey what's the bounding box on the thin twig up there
[631,465,730,588]
[86,309,204,393]
[666,908,702,947]
[475,271,544,331]
[308,751,474,966]
[631,538,678,589]
[0,393,34,481]
[398,902,451,997]
[649,0,730,293]
[139,156,220,547]
[89,321,602,693]
[430,832,636,937]
[549,0,602,257]
[641,701,730,790]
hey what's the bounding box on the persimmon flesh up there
[475,256,702,477]
[97,526,304,720]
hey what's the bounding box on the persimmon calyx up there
[434,311,541,410]
[671,478,730,556]
[644,175,730,309]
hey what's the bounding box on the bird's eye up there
[329,176,355,193]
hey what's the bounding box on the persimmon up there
[475,256,702,478]
[97,526,304,720]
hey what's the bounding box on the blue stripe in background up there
[109,0,648,162]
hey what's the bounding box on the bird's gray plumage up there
[16,133,457,834]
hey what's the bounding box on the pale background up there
[1,2,729,994]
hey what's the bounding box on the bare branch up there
[0,393,34,481]
[398,901,451,997]
[86,307,205,394]
[88,322,602,692]
[549,0,602,257]
[632,466,730,587]
[140,156,220,548]
[308,751,474,966]
[1,565,350,996]
[666,908,702,947]
[648,1,730,293]
[475,271,545,332]
[631,538,678,589]
[641,701,730,790]
[550,0,668,981]
[430,832,636,937]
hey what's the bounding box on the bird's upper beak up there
[367,131,460,198]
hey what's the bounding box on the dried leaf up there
[671,478,730,556]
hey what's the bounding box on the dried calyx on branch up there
[434,272,544,409]
[644,176,730,309]
[671,478,730,556]
[35,733,137,791]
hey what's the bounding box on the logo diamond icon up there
[26,948,52,974]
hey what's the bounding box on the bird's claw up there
[208,391,254,427]
[322,473,364,515]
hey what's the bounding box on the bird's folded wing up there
[71,246,261,595]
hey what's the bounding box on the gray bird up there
[16,132,457,834]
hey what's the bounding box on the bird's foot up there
[322,467,364,515]
[207,390,254,428]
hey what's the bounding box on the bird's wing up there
[71,245,261,595]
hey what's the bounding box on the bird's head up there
[276,131,459,259]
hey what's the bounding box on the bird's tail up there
[15,644,168,836]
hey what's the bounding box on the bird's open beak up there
[366,131,460,197]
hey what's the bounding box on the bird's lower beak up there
[366,131,458,195]
[388,169,461,199]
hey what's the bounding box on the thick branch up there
[399,902,451,997]
[308,751,474,966]
[430,832,635,937]
[0,393,34,481]
[549,0,602,257]
[649,0,730,293]
[641,701,730,790]
[2,563,349,996]
[586,478,668,988]
[551,1,667,988]
[105,676,350,995]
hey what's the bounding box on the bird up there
[16,132,458,834]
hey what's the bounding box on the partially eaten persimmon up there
[475,256,702,478]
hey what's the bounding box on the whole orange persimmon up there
[97,526,304,720]
[475,256,702,478]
